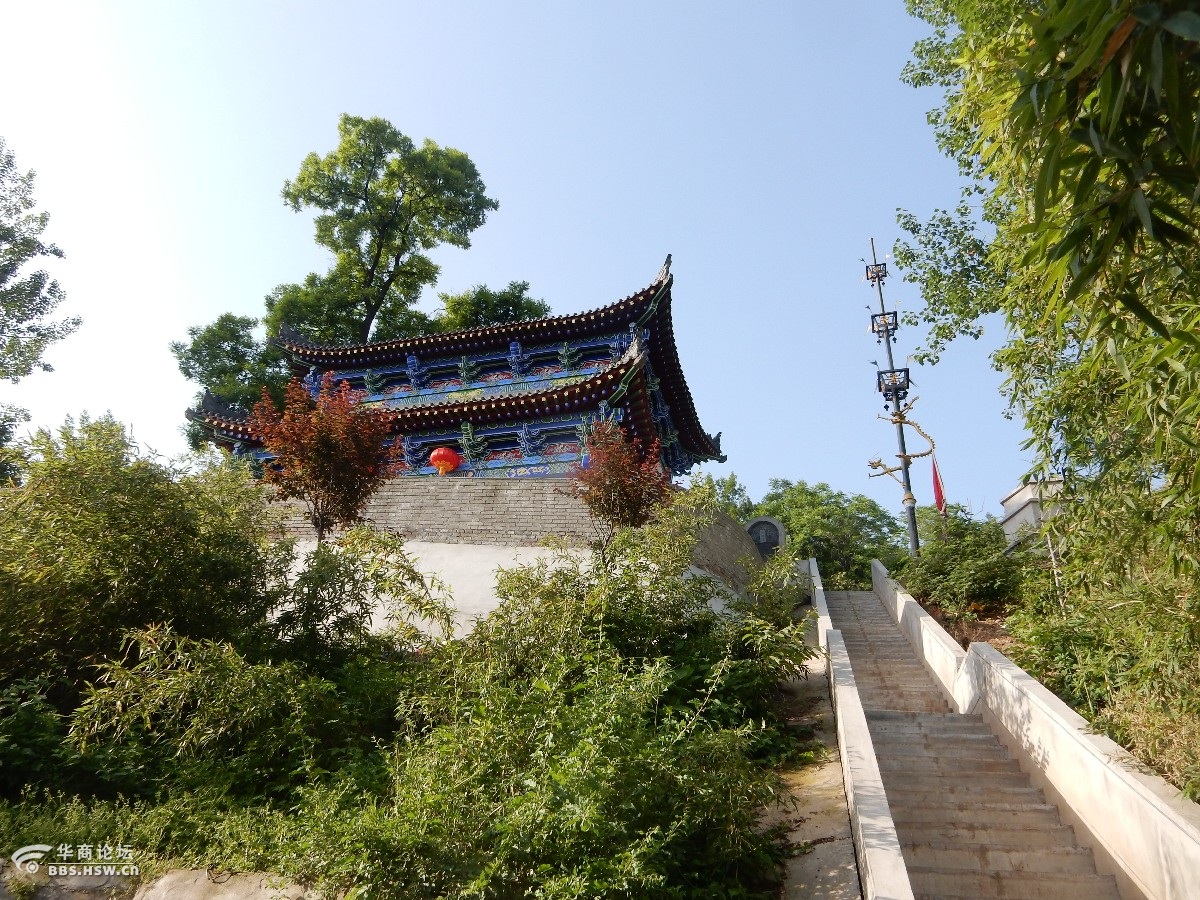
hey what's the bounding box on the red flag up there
[932,456,947,516]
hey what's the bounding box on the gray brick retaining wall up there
[279,477,762,591]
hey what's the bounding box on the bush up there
[897,505,1026,620]
[1006,572,1200,800]
[0,481,816,897]
[0,417,284,690]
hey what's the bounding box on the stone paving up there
[826,590,1122,900]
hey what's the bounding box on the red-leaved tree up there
[250,373,401,542]
[571,421,672,550]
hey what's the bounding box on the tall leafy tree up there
[270,115,498,344]
[750,479,905,590]
[0,137,79,384]
[170,313,291,412]
[434,281,550,333]
[897,0,1200,564]
[0,137,80,478]
[174,115,507,426]
[0,404,27,485]
[897,0,1200,796]
[691,472,755,521]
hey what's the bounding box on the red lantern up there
[429,446,462,476]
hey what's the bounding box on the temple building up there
[188,258,726,477]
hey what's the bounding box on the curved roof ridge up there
[273,260,672,358]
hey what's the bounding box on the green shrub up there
[1,476,815,896]
[0,417,285,689]
[898,505,1026,620]
[0,680,64,794]
[1006,572,1200,799]
[70,626,346,798]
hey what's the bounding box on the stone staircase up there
[826,590,1122,900]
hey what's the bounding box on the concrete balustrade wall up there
[811,560,915,900]
[871,560,1200,900]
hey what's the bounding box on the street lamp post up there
[866,239,921,556]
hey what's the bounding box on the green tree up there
[0,404,27,485]
[750,479,905,589]
[898,0,1200,568]
[170,313,290,412]
[1,137,80,473]
[432,280,550,332]
[897,0,1200,797]
[268,114,498,344]
[898,504,1026,620]
[690,471,755,521]
[0,137,79,384]
[173,116,551,428]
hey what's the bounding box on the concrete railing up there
[811,559,915,900]
[808,557,833,650]
[871,560,1200,900]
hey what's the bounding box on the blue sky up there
[1,1,1030,517]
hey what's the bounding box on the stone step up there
[860,698,949,712]
[878,755,1022,775]
[842,645,917,653]
[859,691,950,705]
[851,670,936,683]
[881,770,1037,790]
[857,695,946,705]
[844,666,930,680]
[878,729,998,744]
[907,867,1120,899]
[863,701,951,713]
[845,656,928,668]
[885,784,1046,805]
[865,711,989,729]
[902,842,1099,875]
[890,801,1063,826]
[897,821,1077,849]
[876,732,1000,750]
[869,724,997,740]
[881,741,1011,760]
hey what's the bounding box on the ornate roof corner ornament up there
[199,390,249,422]
[656,253,672,284]
[275,322,306,346]
[708,431,726,462]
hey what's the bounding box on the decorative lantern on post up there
[863,239,925,557]
[429,446,462,476]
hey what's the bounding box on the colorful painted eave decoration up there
[191,350,647,440]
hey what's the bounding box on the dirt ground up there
[923,604,1017,655]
